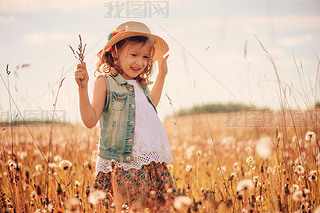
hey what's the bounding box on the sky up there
[0,0,319,124]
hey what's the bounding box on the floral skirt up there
[94,161,176,209]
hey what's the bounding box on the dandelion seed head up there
[217,166,226,174]
[33,149,41,156]
[122,204,129,210]
[173,196,192,210]
[185,164,192,173]
[305,131,316,143]
[48,163,57,169]
[255,136,273,159]
[236,179,254,194]
[256,195,263,202]
[83,161,92,170]
[308,170,317,181]
[233,162,240,172]
[65,198,80,210]
[186,145,196,159]
[302,187,310,195]
[59,160,72,170]
[292,135,298,143]
[7,159,17,170]
[88,190,106,205]
[246,156,253,165]
[298,175,305,182]
[167,164,174,170]
[314,205,320,213]
[229,172,237,181]
[75,180,81,187]
[294,165,305,175]
[292,190,303,201]
[19,151,28,160]
[35,164,43,171]
[54,155,62,162]
[221,136,236,145]
[207,138,214,145]
[290,184,299,193]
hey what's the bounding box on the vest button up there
[131,104,135,109]
[128,86,133,91]
[126,156,130,161]
[128,139,132,143]
[129,121,134,125]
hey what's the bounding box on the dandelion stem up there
[0,73,48,164]
[6,73,14,162]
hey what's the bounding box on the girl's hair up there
[96,36,155,88]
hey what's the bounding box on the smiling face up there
[117,41,152,80]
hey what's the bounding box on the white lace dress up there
[96,80,174,173]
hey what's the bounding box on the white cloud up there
[23,31,75,45]
[0,0,101,13]
[23,31,101,45]
[0,15,15,24]
[279,34,314,46]
[23,32,48,45]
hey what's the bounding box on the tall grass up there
[0,40,319,212]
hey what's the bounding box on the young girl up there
[74,21,175,210]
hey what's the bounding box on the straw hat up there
[98,21,169,62]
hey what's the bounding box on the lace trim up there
[96,139,174,173]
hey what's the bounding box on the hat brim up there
[97,31,168,62]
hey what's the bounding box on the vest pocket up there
[111,93,127,111]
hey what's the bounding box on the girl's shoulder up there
[96,73,111,79]
[95,73,114,85]
[94,74,108,90]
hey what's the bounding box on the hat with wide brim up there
[98,21,169,62]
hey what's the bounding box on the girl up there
[74,21,175,210]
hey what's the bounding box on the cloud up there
[279,34,314,46]
[0,0,101,13]
[0,15,15,24]
[23,31,101,45]
[23,31,75,45]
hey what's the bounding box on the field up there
[0,111,319,212]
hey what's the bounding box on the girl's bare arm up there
[151,55,169,107]
[75,63,107,128]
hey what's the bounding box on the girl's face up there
[117,42,151,80]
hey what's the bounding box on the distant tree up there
[176,103,268,117]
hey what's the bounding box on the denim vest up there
[98,74,157,163]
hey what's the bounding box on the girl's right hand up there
[75,62,89,88]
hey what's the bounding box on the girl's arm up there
[151,55,169,107]
[75,63,107,128]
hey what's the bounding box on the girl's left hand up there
[157,54,169,77]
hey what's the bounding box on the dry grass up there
[0,110,319,212]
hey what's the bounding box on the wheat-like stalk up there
[69,34,86,63]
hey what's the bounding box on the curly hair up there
[96,36,155,88]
